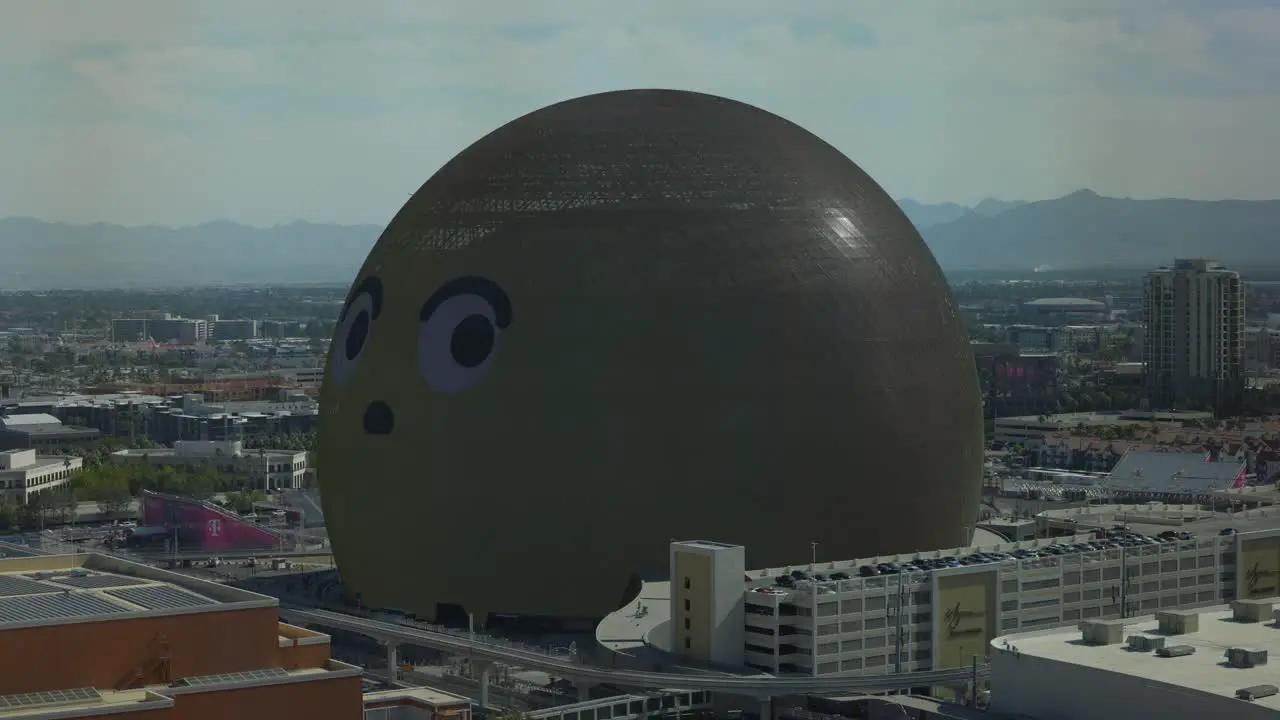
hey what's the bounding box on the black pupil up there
[345,310,370,361]
[451,314,495,368]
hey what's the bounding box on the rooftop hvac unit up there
[1079,620,1125,646]
[1232,599,1274,624]
[1155,610,1200,635]
[1225,647,1269,668]
[1127,635,1167,652]
[1157,645,1196,658]
[1236,685,1279,701]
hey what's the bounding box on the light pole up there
[467,611,475,676]
[810,540,817,566]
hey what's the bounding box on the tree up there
[15,501,41,532]
[52,484,78,526]
[225,491,267,514]
[76,465,133,520]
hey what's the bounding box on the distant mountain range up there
[2,190,1278,289]
[0,218,380,290]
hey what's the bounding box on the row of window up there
[747,650,935,677]
[530,692,711,720]
[746,592,1224,665]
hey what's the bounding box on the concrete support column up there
[475,661,493,709]
[385,642,399,682]
[576,682,595,703]
[758,697,772,720]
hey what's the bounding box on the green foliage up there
[70,462,237,512]
[242,432,316,452]
[223,490,269,513]
[63,436,160,470]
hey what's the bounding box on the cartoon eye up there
[331,276,383,385]
[418,277,513,394]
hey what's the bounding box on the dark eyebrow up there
[420,276,512,329]
[341,275,384,321]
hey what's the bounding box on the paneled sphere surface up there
[318,89,984,622]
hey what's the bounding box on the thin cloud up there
[0,0,1277,225]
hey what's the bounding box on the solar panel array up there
[0,575,58,597]
[0,593,128,624]
[176,668,290,687]
[106,585,214,611]
[0,687,102,710]
[48,574,148,590]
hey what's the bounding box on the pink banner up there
[142,493,283,552]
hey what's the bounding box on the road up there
[1123,509,1280,539]
[279,489,326,526]
[127,548,333,562]
[280,607,989,698]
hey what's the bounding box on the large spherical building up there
[318,89,984,623]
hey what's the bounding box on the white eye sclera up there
[417,277,512,395]
[332,278,382,385]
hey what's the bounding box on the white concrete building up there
[989,602,1280,719]
[1143,258,1246,410]
[110,440,307,490]
[0,448,82,505]
[669,540,746,668]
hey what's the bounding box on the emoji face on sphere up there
[317,90,985,622]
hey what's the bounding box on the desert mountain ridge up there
[1,190,1276,288]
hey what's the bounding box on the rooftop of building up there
[112,445,306,460]
[0,414,60,428]
[0,455,79,475]
[741,513,1266,601]
[0,663,360,718]
[997,409,1216,427]
[1040,501,1280,538]
[674,540,744,552]
[1106,450,1246,493]
[994,604,1280,710]
[363,686,473,710]
[1023,297,1107,308]
[596,579,673,661]
[0,553,276,630]
[53,393,167,408]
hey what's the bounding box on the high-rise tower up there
[1142,258,1245,412]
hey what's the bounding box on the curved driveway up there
[282,607,989,698]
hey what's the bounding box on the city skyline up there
[3,0,1280,226]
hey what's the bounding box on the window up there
[684,637,691,650]
[684,599,690,611]
[684,618,691,630]
[684,577,690,590]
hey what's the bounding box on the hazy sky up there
[3,0,1279,227]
